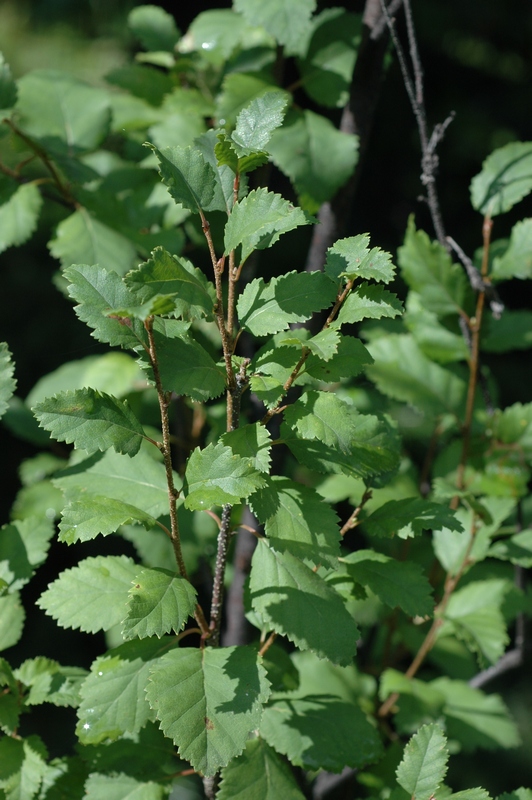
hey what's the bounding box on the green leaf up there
[58,496,157,545]
[398,218,473,316]
[231,90,288,157]
[341,550,434,617]
[237,271,336,336]
[122,567,197,640]
[125,247,215,319]
[219,737,306,800]
[442,579,510,664]
[305,334,374,381]
[491,218,532,280]
[0,183,42,255]
[0,53,17,109]
[362,498,463,539]
[249,540,359,665]
[481,309,532,352]
[336,283,403,325]
[432,677,520,751]
[147,144,215,213]
[261,695,382,772]
[54,449,176,518]
[83,773,166,800]
[146,645,271,777]
[405,292,470,363]
[325,234,395,284]
[396,723,449,800]
[304,328,339,360]
[37,555,138,634]
[65,265,147,349]
[49,209,137,274]
[105,64,172,106]
[224,188,312,264]
[250,476,340,567]
[221,423,272,474]
[0,517,55,591]
[216,74,275,128]
[77,638,175,745]
[489,529,532,567]
[14,657,87,708]
[187,10,250,62]
[0,594,25,651]
[33,388,146,457]
[269,110,358,210]
[470,141,532,216]
[234,0,316,55]
[0,343,16,421]
[196,129,242,213]
[184,442,266,510]
[137,328,225,401]
[282,391,400,480]
[16,70,110,150]
[128,4,180,51]
[0,735,48,800]
[366,334,466,418]
[298,9,360,108]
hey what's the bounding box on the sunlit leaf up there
[122,567,197,639]
[396,723,448,800]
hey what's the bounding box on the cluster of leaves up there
[0,2,532,799]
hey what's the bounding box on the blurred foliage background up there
[0,0,531,793]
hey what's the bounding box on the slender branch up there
[209,504,233,647]
[259,631,278,657]
[447,234,504,319]
[340,488,373,536]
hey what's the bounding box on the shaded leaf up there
[221,423,272,474]
[146,645,270,777]
[83,772,166,800]
[49,209,137,274]
[33,388,146,457]
[341,550,434,617]
[249,540,359,665]
[481,309,532,353]
[492,218,532,280]
[363,498,463,539]
[37,555,138,633]
[122,567,197,640]
[0,517,55,591]
[305,334,373,381]
[470,141,532,216]
[0,343,16,421]
[0,183,42,255]
[219,737,306,800]
[0,53,17,109]
[184,442,266,510]
[442,579,510,665]
[58,496,157,545]
[128,4,180,51]
[233,0,316,55]
[0,593,25,651]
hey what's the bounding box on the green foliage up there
[0,3,531,799]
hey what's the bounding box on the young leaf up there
[33,388,146,457]
[431,677,521,752]
[470,141,532,216]
[366,334,466,418]
[184,442,266,510]
[237,271,337,336]
[305,335,373,381]
[336,283,403,325]
[249,540,359,665]
[125,246,215,319]
[49,208,137,273]
[128,4,180,51]
[65,264,147,349]
[261,696,382,772]
[362,498,463,538]
[325,234,395,284]
[37,555,138,634]
[269,109,358,210]
[231,90,288,157]
[396,723,449,800]
[54,449,177,518]
[0,343,16,421]
[122,567,197,640]
[233,0,316,55]
[76,638,176,745]
[224,189,313,264]
[250,476,341,567]
[146,645,271,777]
[219,737,306,800]
[221,423,272,474]
[398,218,473,316]
[0,183,42,255]
[340,550,434,617]
[58,495,157,545]
[137,329,226,401]
[491,218,532,281]
[147,144,215,213]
